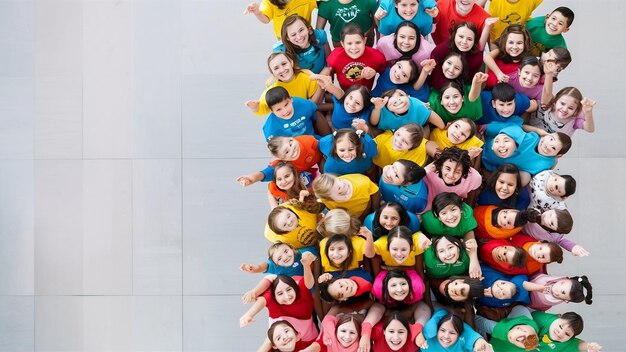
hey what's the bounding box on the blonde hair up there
[312,173,338,200]
[317,209,361,238]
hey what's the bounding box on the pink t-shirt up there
[423,167,482,211]
[263,278,318,341]
[376,34,435,66]
[528,273,567,311]
[508,70,544,101]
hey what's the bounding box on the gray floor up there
[0,0,625,351]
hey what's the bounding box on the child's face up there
[329,179,352,200]
[494,245,517,264]
[285,19,311,49]
[492,133,517,158]
[549,319,575,343]
[387,90,410,114]
[437,203,462,228]
[382,161,407,185]
[551,279,573,301]
[392,128,415,151]
[440,86,464,114]
[553,95,578,120]
[518,64,541,88]
[454,26,475,52]
[274,138,301,161]
[546,174,567,197]
[275,166,296,190]
[273,279,297,305]
[272,324,298,351]
[495,172,517,200]
[529,243,552,263]
[545,11,570,35]
[541,49,564,73]
[541,209,559,232]
[442,55,463,79]
[379,207,402,230]
[437,320,460,348]
[389,60,413,84]
[447,120,472,144]
[491,280,516,299]
[507,325,536,349]
[496,209,518,229]
[389,237,411,264]
[492,99,516,118]
[537,133,563,156]
[504,33,525,58]
[274,209,299,232]
[384,319,409,349]
[271,244,296,267]
[445,279,470,301]
[387,277,410,301]
[268,54,295,82]
[436,237,460,264]
[270,98,295,120]
[328,240,350,265]
[336,136,358,163]
[396,0,418,20]
[336,320,359,347]
[343,90,365,114]
[396,26,418,53]
[328,278,356,301]
[441,160,463,185]
[341,34,366,59]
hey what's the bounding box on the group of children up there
[237,0,601,351]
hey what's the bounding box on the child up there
[240,242,319,277]
[317,208,361,238]
[319,232,375,280]
[375,0,438,36]
[326,23,387,90]
[476,312,539,351]
[526,7,574,56]
[477,82,537,126]
[312,313,363,351]
[316,0,378,47]
[507,56,544,102]
[372,226,430,271]
[372,123,429,167]
[525,274,593,311]
[371,88,445,132]
[510,233,564,276]
[531,311,603,352]
[477,264,530,309]
[264,320,314,352]
[243,0,317,39]
[415,309,492,351]
[478,238,527,275]
[273,15,331,74]
[539,47,572,84]
[428,52,469,88]
[423,235,469,279]
[426,118,483,159]
[376,21,435,65]
[372,268,426,309]
[318,129,378,175]
[487,0,542,43]
[245,52,322,116]
[361,313,423,352]
[318,274,374,303]
[363,202,421,240]
[477,163,531,210]
[312,173,380,220]
[473,205,526,240]
[264,199,322,249]
[266,162,311,209]
[370,59,430,101]
[430,0,490,47]
[527,86,597,136]
[484,24,532,88]
[529,170,575,211]
[379,159,428,214]
[427,72,487,123]
[312,75,374,130]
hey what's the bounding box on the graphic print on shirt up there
[336,5,361,23]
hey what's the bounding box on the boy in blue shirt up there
[477,83,538,126]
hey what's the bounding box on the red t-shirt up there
[510,233,545,275]
[262,277,313,320]
[327,47,387,90]
[431,0,489,45]
[479,238,527,275]
[370,321,423,352]
[486,60,521,87]
[269,135,322,173]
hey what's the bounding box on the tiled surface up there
[0,0,624,351]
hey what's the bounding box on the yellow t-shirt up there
[488,0,543,42]
[264,203,319,249]
[260,0,318,39]
[374,232,426,267]
[321,174,379,218]
[373,131,428,167]
[256,72,319,116]
[320,236,366,272]
[429,127,484,151]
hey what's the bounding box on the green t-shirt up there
[318,0,377,42]
[424,242,469,278]
[421,203,477,237]
[491,316,539,352]
[428,86,483,123]
[532,311,581,351]
[526,16,568,57]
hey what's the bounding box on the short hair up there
[510,247,527,268]
[555,132,572,155]
[432,192,464,219]
[265,86,291,109]
[397,123,424,150]
[433,147,471,180]
[267,136,290,156]
[550,47,572,69]
[395,159,426,185]
[341,23,364,41]
[543,242,564,264]
[518,55,543,75]
[553,209,573,234]
[393,57,420,84]
[267,207,298,234]
[562,175,577,196]
[268,242,296,261]
[491,82,517,102]
[551,6,575,27]
[561,312,584,336]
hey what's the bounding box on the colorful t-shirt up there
[373,130,428,167]
[377,0,436,36]
[264,204,319,248]
[421,202,477,238]
[378,97,431,131]
[428,126,484,152]
[318,0,378,42]
[319,174,379,218]
[273,29,329,74]
[327,46,387,90]
[428,87,482,123]
[256,71,319,116]
[320,235,367,272]
[376,33,435,66]
[430,0,489,45]
[532,311,581,352]
[526,15,568,57]
[488,0,543,42]
[378,179,429,214]
[373,232,426,266]
[262,97,318,141]
[319,133,378,175]
[259,0,318,39]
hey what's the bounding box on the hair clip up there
[333,131,338,136]
[355,129,364,137]
[578,277,583,282]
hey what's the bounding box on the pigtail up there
[579,275,593,305]
[569,275,593,305]
[515,208,541,227]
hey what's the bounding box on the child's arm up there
[413,59,436,91]
[469,72,489,102]
[244,100,261,114]
[522,124,548,136]
[257,337,273,352]
[581,98,597,133]
[463,230,482,279]
[315,111,332,136]
[478,17,499,51]
[526,99,539,113]
[571,244,590,257]
[239,296,267,327]
[360,227,376,259]
[578,341,602,352]
[236,171,265,187]
[242,275,275,304]
[240,261,269,274]
[311,74,344,100]
[428,110,446,130]
[300,342,322,352]
[301,252,317,289]
[369,97,388,126]
[267,190,279,209]
[522,281,545,292]
[359,302,386,352]
[243,2,270,24]
[483,48,508,83]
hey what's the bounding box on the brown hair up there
[494,24,532,63]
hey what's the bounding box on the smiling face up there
[328,239,350,266]
[454,26,475,52]
[392,127,415,151]
[442,55,463,79]
[274,279,298,305]
[387,277,410,301]
[335,136,358,163]
[545,11,570,35]
[549,319,575,342]
[440,86,464,114]
[491,279,516,299]
[268,54,295,82]
[336,320,359,347]
[270,98,295,120]
[271,244,296,267]
[496,209,519,229]
[492,99,515,118]
[538,133,564,156]
[328,278,357,301]
[550,279,573,301]
[504,33,525,59]
[271,323,299,351]
[274,209,299,232]
[395,26,418,53]
[274,165,296,191]
[436,237,461,264]
[541,209,559,231]
[343,90,365,114]
[379,206,402,230]
[518,64,541,88]
[274,138,301,161]
[342,33,366,59]
[396,0,418,20]
[384,319,409,350]
[437,320,460,348]
[440,160,464,185]
[447,119,472,144]
[437,204,463,229]
[382,161,408,186]
[387,90,410,114]
[445,279,470,301]
[329,179,352,201]
[552,95,579,120]
[546,174,567,197]
[508,324,536,349]
[492,133,517,158]
[529,243,552,263]
[494,172,517,200]
[389,60,413,84]
[285,18,311,49]
[389,236,412,264]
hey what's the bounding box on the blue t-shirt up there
[379,179,428,214]
[476,264,530,308]
[477,91,531,125]
[371,67,430,102]
[262,97,318,141]
[331,95,374,130]
[265,246,319,276]
[422,309,482,352]
[476,187,531,210]
[319,133,378,175]
[377,0,436,36]
[363,210,420,240]
[273,29,329,74]
[378,96,430,131]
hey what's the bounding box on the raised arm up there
[242,275,276,304]
[239,296,267,327]
[428,110,446,130]
[236,171,265,187]
[240,261,269,274]
[369,97,388,126]
[243,2,270,24]
[478,17,498,51]
[312,74,344,99]
[469,72,488,102]
[541,61,558,107]
[581,98,596,133]
[360,227,376,258]
[301,252,317,289]
[522,281,545,292]
[463,230,482,279]
[414,59,436,91]
[483,48,508,83]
